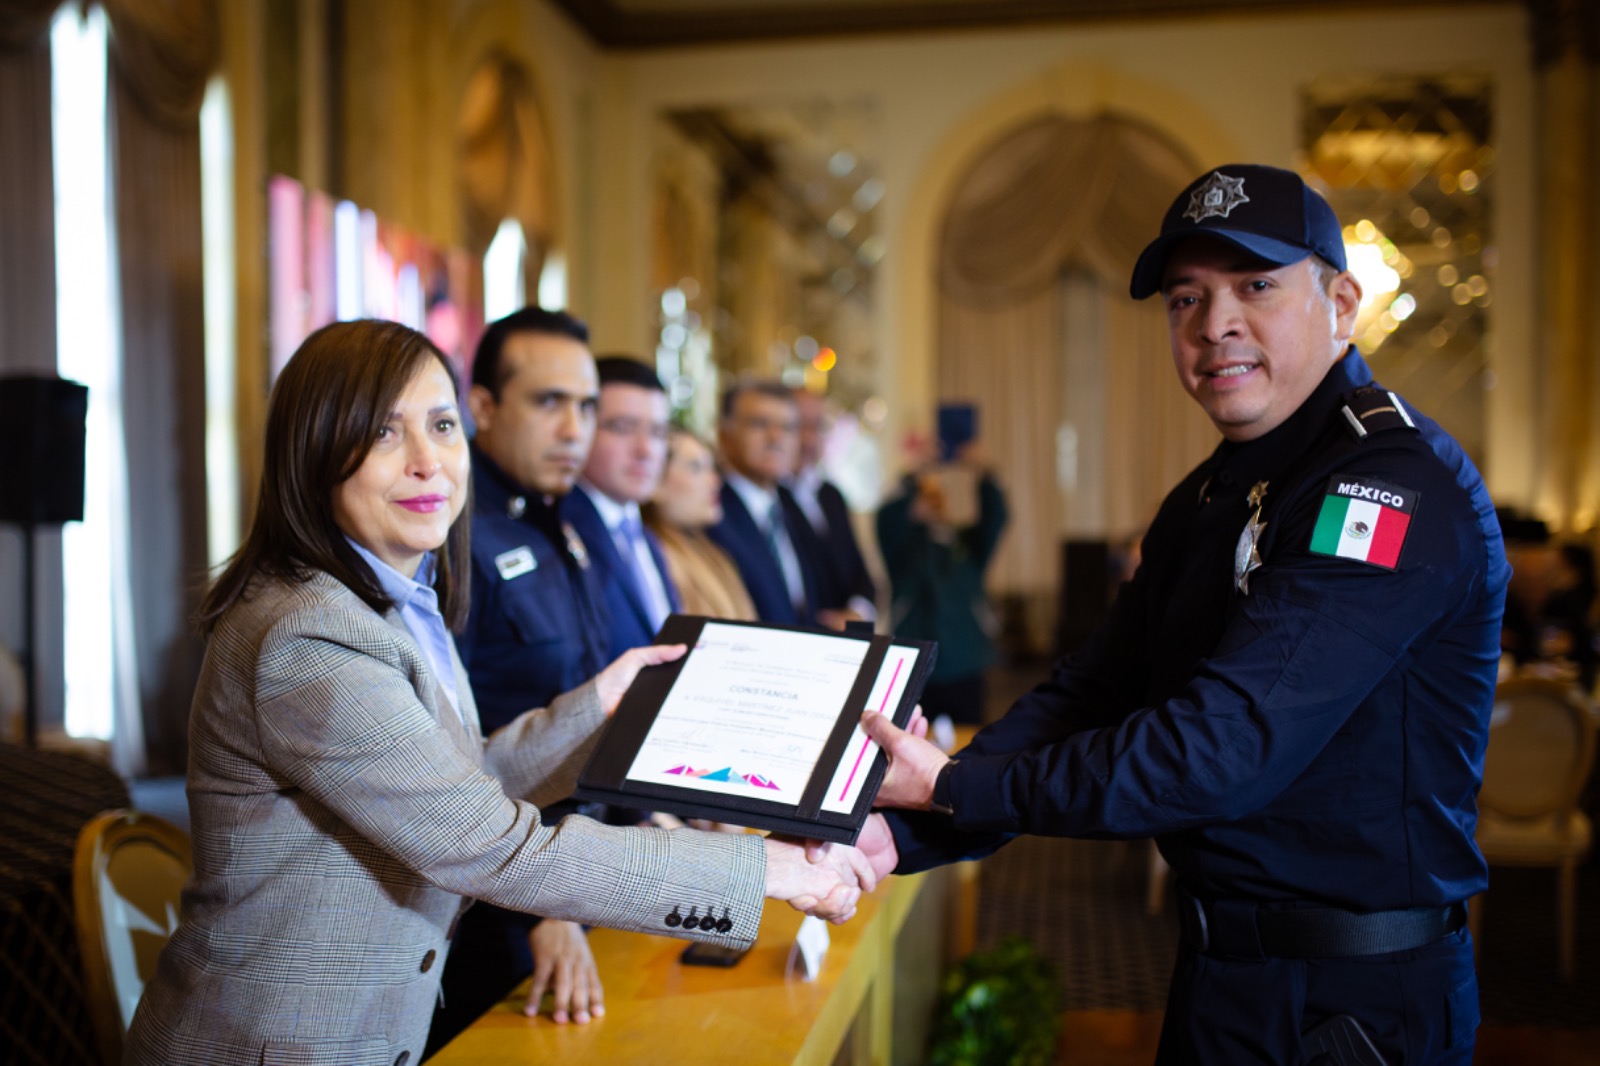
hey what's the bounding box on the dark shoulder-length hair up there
[197,319,472,632]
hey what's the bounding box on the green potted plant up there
[927,936,1062,1065]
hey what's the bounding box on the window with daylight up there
[51,2,133,742]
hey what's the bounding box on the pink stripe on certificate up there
[838,656,905,801]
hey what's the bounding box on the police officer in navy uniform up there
[456,309,612,722]
[854,165,1508,1064]
[428,307,615,1054]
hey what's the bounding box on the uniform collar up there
[1213,346,1371,494]
[470,443,566,531]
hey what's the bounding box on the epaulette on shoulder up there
[1339,385,1417,440]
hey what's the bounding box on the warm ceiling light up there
[1342,222,1411,355]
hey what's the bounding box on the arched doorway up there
[935,112,1216,650]
[456,50,556,308]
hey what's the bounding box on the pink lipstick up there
[396,495,448,513]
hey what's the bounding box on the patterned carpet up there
[974,833,1600,1028]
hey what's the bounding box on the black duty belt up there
[1176,886,1466,960]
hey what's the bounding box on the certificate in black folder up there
[576,615,936,844]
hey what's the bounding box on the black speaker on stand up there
[0,375,89,746]
[1056,538,1112,656]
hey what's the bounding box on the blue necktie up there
[618,514,672,628]
[765,501,807,613]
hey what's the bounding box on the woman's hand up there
[524,919,604,1024]
[593,644,687,715]
[763,836,875,924]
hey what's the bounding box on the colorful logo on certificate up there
[664,765,781,790]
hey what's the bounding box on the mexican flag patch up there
[1309,475,1418,570]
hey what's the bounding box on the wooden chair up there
[72,809,192,1065]
[1469,676,1597,980]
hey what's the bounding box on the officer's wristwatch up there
[928,759,958,816]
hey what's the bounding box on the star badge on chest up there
[563,522,591,569]
[1234,480,1269,594]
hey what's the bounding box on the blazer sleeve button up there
[420,949,437,973]
[665,906,683,927]
[394,1052,410,1066]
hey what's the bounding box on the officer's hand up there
[593,644,687,715]
[810,813,898,882]
[524,920,604,1024]
[860,710,948,810]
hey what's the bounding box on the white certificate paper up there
[624,622,869,804]
[819,645,920,814]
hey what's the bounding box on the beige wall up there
[286,2,1541,506]
[575,6,1536,497]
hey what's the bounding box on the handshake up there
[761,814,900,923]
[761,707,939,923]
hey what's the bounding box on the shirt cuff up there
[846,595,878,622]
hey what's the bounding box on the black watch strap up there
[929,759,958,816]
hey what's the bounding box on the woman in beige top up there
[645,428,758,621]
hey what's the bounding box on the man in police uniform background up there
[429,306,615,1052]
[856,165,1508,1064]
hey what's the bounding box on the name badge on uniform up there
[494,545,537,580]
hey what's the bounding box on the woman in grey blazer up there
[124,320,874,1066]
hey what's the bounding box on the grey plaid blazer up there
[124,571,765,1066]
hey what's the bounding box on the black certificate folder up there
[576,615,936,845]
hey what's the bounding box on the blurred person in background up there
[645,427,758,621]
[1496,510,1552,672]
[1541,542,1597,690]
[790,388,877,626]
[709,380,828,626]
[876,442,1008,728]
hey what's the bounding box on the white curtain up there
[937,112,1216,619]
[3,0,216,772]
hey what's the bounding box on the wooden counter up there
[430,864,966,1066]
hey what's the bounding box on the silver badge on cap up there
[1185,171,1250,223]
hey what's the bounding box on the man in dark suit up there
[790,388,877,623]
[565,357,682,657]
[707,380,827,626]
[432,307,613,1052]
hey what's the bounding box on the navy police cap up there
[1129,164,1346,299]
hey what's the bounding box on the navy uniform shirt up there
[890,349,1509,912]
[458,447,611,731]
